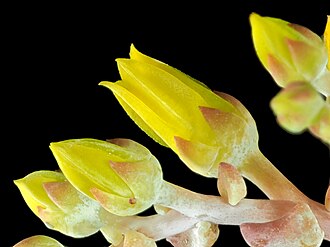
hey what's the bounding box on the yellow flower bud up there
[250,12,328,88]
[13,235,64,247]
[14,171,105,237]
[100,45,259,177]
[49,138,163,216]
[270,82,325,133]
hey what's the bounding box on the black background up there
[4,1,330,246]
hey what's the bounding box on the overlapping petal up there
[14,170,105,237]
[250,12,328,88]
[100,45,259,177]
[50,138,163,216]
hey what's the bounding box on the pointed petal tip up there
[249,12,263,26]
[98,81,111,86]
[249,12,261,20]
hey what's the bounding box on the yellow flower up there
[49,138,163,216]
[100,45,259,177]
[249,12,328,89]
[14,170,105,237]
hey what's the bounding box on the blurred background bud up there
[250,13,328,88]
[270,82,325,133]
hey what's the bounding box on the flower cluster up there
[14,13,330,247]
[250,13,329,144]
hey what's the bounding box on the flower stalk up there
[241,149,330,240]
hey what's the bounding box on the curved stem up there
[241,149,307,201]
[240,149,330,241]
[100,180,299,244]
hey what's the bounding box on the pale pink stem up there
[155,181,296,225]
[126,210,199,241]
[104,181,298,242]
[241,149,330,241]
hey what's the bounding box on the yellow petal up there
[49,138,133,199]
[325,15,330,70]
[108,91,168,147]
[14,170,105,237]
[115,58,216,143]
[100,81,186,150]
[129,44,236,113]
[14,171,66,216]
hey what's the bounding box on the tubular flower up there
[49,138,163,216]
[100,44,259,178]
[249,12,328,90]
[14,171,105,238]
